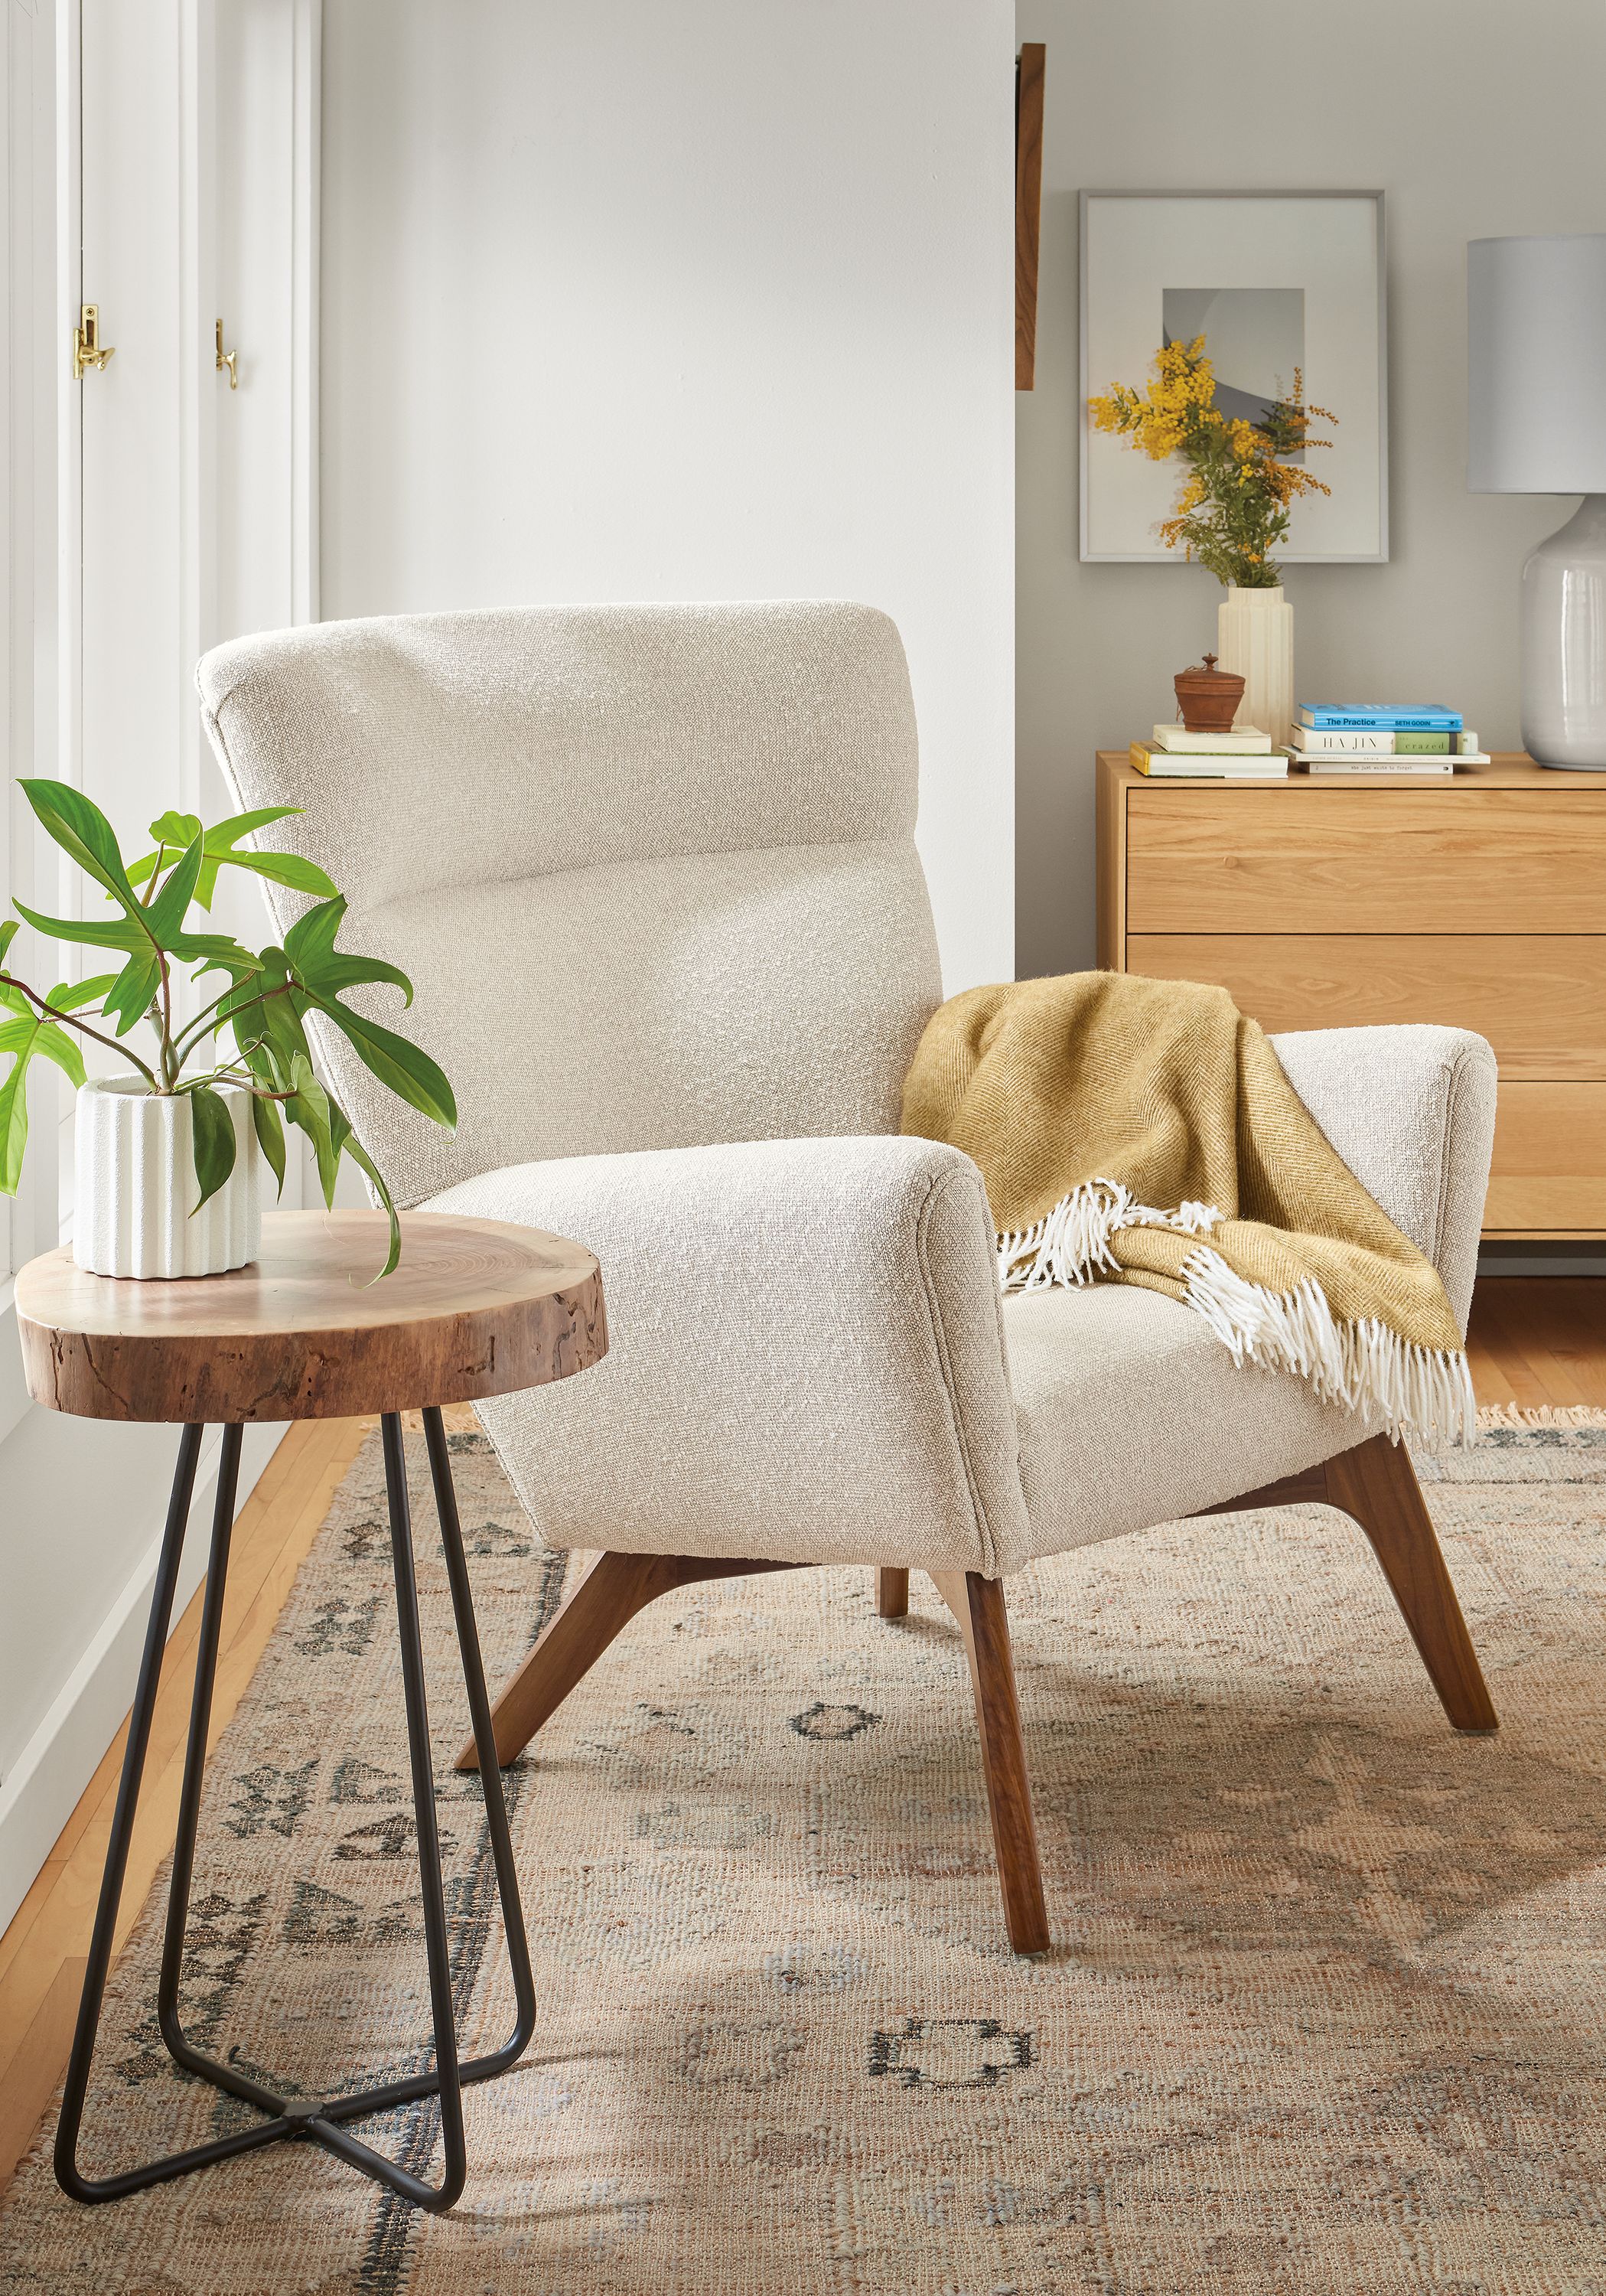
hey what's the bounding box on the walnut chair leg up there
[457,1549,800,1771]
[1324,1433,1498,1735]
[930,1570,1051,1955]
[875,1567,910,1619]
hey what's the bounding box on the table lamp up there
[1468,232,1606,768]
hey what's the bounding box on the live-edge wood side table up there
[15,1208,606,2214]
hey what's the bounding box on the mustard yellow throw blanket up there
[901,972,1474,1448]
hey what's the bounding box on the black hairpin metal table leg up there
[54,1409,539,2214]
[55,1426,292,2200]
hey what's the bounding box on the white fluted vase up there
[74,1078,261,1278]
[1216,585,1295,751]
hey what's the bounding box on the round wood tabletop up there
[15,1210,607,1425]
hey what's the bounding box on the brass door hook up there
[73,305,115,380]
[216,318,237,389]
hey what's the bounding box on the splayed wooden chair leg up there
[464,1544,1049,1954]
[457,1549,800,1771]
[1324,1433,1498,1733]
[1199,1433,1497,1736]
[875,1567,910,1618]
[930,1570,1050,1955]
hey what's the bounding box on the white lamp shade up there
[1468,233,1606,493]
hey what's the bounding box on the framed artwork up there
[1080,191,1388,563]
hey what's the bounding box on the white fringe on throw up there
[997,1181,1476,1450]
[996,1177,1222,1293]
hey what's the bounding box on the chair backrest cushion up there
[197,601,942,1203]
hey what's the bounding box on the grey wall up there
[1016,0,1606,980]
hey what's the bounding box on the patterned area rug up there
[3,1416,1605,2294]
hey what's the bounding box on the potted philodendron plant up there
[0,779,454,1279]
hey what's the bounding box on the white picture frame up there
[1080,191,1389,564]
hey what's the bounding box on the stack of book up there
[1288,705,1491,775]
[1129,725,1288,780]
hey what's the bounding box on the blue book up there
[1298,703,1464,731]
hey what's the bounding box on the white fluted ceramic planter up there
[1217,584,1295,751]
[74,1078,262,1278]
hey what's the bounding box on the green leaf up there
[305,948,415,1004]
[19,781,142,913]
[101,949,165,1036]
[283,897,414,1005]
[0,1058,28,1195]
[198,810,335,907]
[30,1023,86,1089]
[0,1006,84,1193]
[250,1090,287,1196]
[145,833,206,948]
[218,849,340,905]
[47,972,121,1013]
[11,899,145,953]
[129,806,336,912]
[187,1084,237,1214]
[285,1052,346,1205]
[0,918,18,970]
[168,926,263,965]
[340,1130,401,1280]
[148,809,204,850]
[282,896,345,973]
[304,992,456,1128]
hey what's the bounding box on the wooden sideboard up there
[1096,751,1606,1239]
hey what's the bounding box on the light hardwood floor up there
[0,1283,1601,2198]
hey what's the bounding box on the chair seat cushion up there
[1005,1282,1365,1561]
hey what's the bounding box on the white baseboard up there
[0,1420,285,1939]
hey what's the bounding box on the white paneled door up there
[68,0,317,1218]
[0,2,318,1943]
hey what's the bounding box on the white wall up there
[1016,0,1606,978]
[321,0,1016,995]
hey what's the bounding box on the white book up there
[1296,726,1395,752]
[1152,722,1272,755]
[1292,755,1487,775]
[1138,761,1288,779]
[1296,727,1481,755]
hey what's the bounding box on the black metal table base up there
[54,1407,536,2213]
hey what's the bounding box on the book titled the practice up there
[1298,704,1463,732]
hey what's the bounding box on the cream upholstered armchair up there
[198,602,1498,1956]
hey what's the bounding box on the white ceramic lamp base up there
[1520,494,1606,768]
[74,1078,261,1278]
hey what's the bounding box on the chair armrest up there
[1270,1025,1497,1336]
[428,1134,1028,1576]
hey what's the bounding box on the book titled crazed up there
[1297,703,1464,731]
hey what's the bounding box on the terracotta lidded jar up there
[1173,654,1246,734]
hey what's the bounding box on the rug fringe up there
[1476,1401,1606,1429]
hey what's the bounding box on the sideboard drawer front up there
[1126,789,1606,934]
[1487,1082,1606,1234]
[1124,934,1606,1080]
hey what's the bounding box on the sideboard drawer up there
[1126,788,1606,935]
[1125,934,1606,1080]
[1486,1082,1606,1234]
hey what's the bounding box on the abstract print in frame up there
[1080,191,1387,563]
